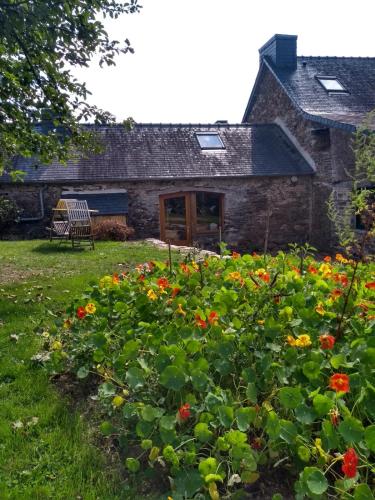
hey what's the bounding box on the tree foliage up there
[0,0,141,177]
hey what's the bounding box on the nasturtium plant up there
[44,250,375,498]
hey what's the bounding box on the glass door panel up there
[160,194,190,245]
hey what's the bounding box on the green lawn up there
[0,240,173,499]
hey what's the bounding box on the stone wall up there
[1,175,312,251]
[245,66,356,249]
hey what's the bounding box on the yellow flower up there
[319,263,332,277]
[112,395,125,408]
[63,319,72,329]
[85,303,96,314]
[228,271,241,280]
[147,289,157,301]
[41,331,50,338]
[286,335,297,347]
[315,302,325,315]
[176,303,186,316]
[51,340,62,350]
[295,334,312,348]
[191,261,199,271]
[255,268,266,276]
[257,319,265,325]
[335,253,349,264]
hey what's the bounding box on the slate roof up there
[243,56,375,130]
[3,123,313,183]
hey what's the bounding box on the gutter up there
[20,187,45,222]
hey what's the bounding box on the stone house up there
[1,34,374,250]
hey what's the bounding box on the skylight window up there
[316,77,347,92]
[196,133,225,150]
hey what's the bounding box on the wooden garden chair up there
[47,199,71,242]
[66,199,95,250]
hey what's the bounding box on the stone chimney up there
[259,34,297,69]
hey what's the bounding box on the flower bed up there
[46,252,375,499]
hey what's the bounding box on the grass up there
[0,240,173,499]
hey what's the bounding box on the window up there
[316,76,347,92]
[196,192,222,233]
[196,133,225,149]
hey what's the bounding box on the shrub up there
[0,196,20,235]
[93,219,134,241]
[45,252,375,498]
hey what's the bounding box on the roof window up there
[316,76,347,92]
[196,133,225,150]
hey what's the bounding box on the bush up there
[93,219,134,241]
[0,196,20,235]
[45,251,375,498]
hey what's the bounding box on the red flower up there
[319,334,336,350]
[258,271,270,283]
[251,437,262,450]
[157,277,170,289]
[342,448,358,478]
[330,288,343,300]
[232,251,240,259]
[365,282,375,290]
[208,311,219,325]
[138,274,145,282]
[329,373,350,393]
[291,266,301,274]
[180,263,190,274]
[171,287,181,298]
[340,275,349,287]
[324,256,331,262]
[76,306,87,319]
[178,403,191,421]
[112,273,120,284]
[195,314,207,329]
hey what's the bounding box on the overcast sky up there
[73,0,375,124]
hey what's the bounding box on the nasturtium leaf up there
[77,366,89,379]
[217,405,234,428]
[91,333,107,348]
[339,417,364,443]
[122,403,138,420]
[295,404,317,424]
[100,420,115,436]
[204,473,223,484]
[141,439,152,450]
[194,423,213,443]
[303,467,328,495]
[93,349,105,362]
[205,392,223,410]
[231,443,257,471]
[241,367,256,383]
[122,339,140,360]
[214,358,233,376]
[141,405,163,422]
[298,445,311,463]
[364,425,375,452]
[159,427,177,444]
[125,367,145,390]
[186,339,201,354]
[241,471,259,484]
[148,446,160,461]
[125,457,140,473]
[98,382,116,397]
[322,420,340,450]
[360,348,375,366]
[313,394,334,416]
[191,370,210,392]
[266,411,280,439]
[136,420,153,438]
[159,415,176,430]
[174,470,204,498]
[246,383,258,404]
[198,457,217,477]
[225,430,247,446]
[279,387,303,409]
[279,419,298,444]
[236,407,257,431]
[159,365,186,391]
[354,484,375,500]
[330,353,347,369]
[302,361,321,380]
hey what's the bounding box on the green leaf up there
[313,394,334,416]
[303,467,328,495]
[198,457,217,477]
[354,484,375,500]
[122,340,140,360]
[246,383,258,404]
[279,387,303,409]
[159,365,186,391]
[241,471,259,484]
[295,404,317,424]
[302,361,321,380]
[217,405,234,428]
[125,367,145,390]
[330,353,347,369]
[125,457,140,473]
[266,411,280,439]
[136,420,153,438]
[297,446,311,463]
[98,382,116,397]
[141,405,163,422]
[77,366,89,379]
[279,419,298,444]
[100,421,115,436]
[191,370,210,392]
[339,417,364,443]
[236,407,257,431]
[322,420,340,450]
[364,425,375,452]
[174,469,204,498]
[225,429,247,446]
[159,415,176,430]
[194,423,213,443]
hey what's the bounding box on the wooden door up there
[160,193,192,246]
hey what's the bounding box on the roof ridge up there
[298,55,375,60]
[82,123,258,128]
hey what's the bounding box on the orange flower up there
[228,271,242,281]
[171,287,181,298]
[157,277,170,289]
[76,306,87,319]
[180,263,190,274]
[308,264,318,274]
[195,314,207,329]
[112,273,120,284]
[340,275,349,287]
[341,448,358,478]
[319,334,336,350]
[232,251,240,259]
[336,253,349,264]
[329,373,350,393]
[208,311,219,325]
[324,256,331,262]
[178,403,191,421]
[315,302,325,315]
[138,274,145,282]
[330,288,343,300]
[365,282,375,290]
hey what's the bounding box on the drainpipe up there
[20,187,46,222]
